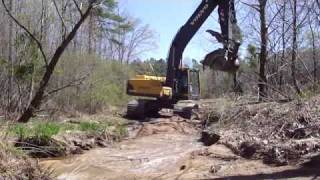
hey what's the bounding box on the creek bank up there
[40,114,319,180]
[0,142,51,180]
[201,96,320,166]
[11,115,128,158]
[0,114,129,179]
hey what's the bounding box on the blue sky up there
[118,0,222,63]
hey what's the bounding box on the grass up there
[11,122,61,142]
[3,116,128,158]
[78,121,105,132]
[0,140,52,179]
[8,118,128,143]
[115,124,128,137]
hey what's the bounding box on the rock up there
[263,140,268,145]
[202,112,220,129]
[200,130,220,146]
[96,138,108,147]
[239,141,258,159]
[69,146,83,154]
[209,165,221,174]
[263,147,288,166]
[180,165,186,170]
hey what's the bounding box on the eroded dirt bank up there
[201,96,320,167]
[41,109,320,180]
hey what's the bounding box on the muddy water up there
[42,132,318,180]
[41,118,317,180]
[42,133,204,180]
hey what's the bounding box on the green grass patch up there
[78,121,106,132]
[34,122,61,142]
[4,117,128,158]
[115,124,128,137]
[9,120,127,140]
[11,122,61,142]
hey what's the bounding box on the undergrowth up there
[9,120,125,139]
[0,132,52,179]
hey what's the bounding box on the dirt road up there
[41,116,319,180]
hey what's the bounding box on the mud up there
[201,96,320,166]
[42,133,202,179]
[41,114,320,180]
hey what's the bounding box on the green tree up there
[146,58,167,76]
[246,44,258,69]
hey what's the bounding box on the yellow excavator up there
[126,0,241,118]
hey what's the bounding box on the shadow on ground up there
[212,154,320,180]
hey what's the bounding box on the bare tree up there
[2,0,98,122]
[242,0,269,100]
[107,17,156,64]
[257,0,269,100]
[125,22,157,64]
[279,0,287,91]
[308,12,318,90]
[290,0,302,95]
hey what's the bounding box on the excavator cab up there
[175,69,200,101]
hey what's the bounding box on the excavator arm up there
[165,0,220,89]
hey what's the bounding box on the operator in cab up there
[201,0,242,73]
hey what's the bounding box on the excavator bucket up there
[201,48,239,73]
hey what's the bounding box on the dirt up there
[201,96,320,166]
[13,129,124,159]
[41,99,320,180]
[133,118,199,137]
[0,143,51,180]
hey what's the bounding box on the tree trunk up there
[7,0,13,116]
[309,18,317,90]
[17,5,93,123]
[258,0,268,101]
[280,1,286,91]
[61,0,66,41]
[88,14,93,54]
[8,0,12,62]
[291,0,301,95]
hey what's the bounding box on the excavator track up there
[126,99,161,119]
[173,100,199,119]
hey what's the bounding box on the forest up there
[0,0,168,122]
[0,0,319,121]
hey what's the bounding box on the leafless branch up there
[72,0,83,16]
[46,75,88,96]
[52,0,67,39]
[241,1,260,11]
[1,0,48,66]
[266,4,284,29]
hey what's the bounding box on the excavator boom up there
[166,0,219,92]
